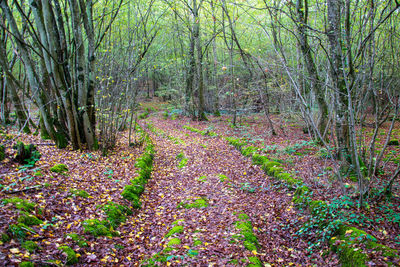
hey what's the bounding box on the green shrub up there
[50,163,68,173]
[1,232,11,243]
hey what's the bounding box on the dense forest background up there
[1,0,400,265]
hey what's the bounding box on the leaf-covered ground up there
[1,107,399,265]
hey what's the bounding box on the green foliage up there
[248,256,262,267]
[165,225,184,238]
[176,152,184,160]
[50,163,68,173]
[178,157,188,169]
[17,212,43,226]
[66,233,88,247]
[252,153,269,165]
[233,213,259,253]
[21,240,39,253]
[58,245,78,265]
[2,198,36,213]
[1,232,11,243]
[226,137,247,150]
[69,188,90,198]
[102,202,132,228]
[121,188,141,209]
[82,219,114,237]
[218,174,229,182]
[292,185,312,206]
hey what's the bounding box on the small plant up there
[165,225,184,238]
[240,182,256,193]
[66,233,88,247]
[218,174,229,182]
[21,240,39,253]
[69,188,90,198]
[178,157,188,169]
[17,213,43,226]
[82,219,115,237]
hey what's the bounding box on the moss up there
[193,240,202,246]
[33,170,43,176]
[241,146,258,157]
[218,174,229,182]
[19,262,34,267]
[0,145,5,161]
[252,154,268,166]
[127,181,145,195]
[244,240,257,251]
[248,256,262,266]
[3,198,36,213]
[292,185,311,206]
[276,173,301,188]
[69,188,90,198]
[167,237,181,247]
[261,161,282,174]
[18,213,43,226]
[8,223,35,241]
[121,187,141,209]
[226,137,247,150]
[234,213,259,253]
[50,163,68,173]
[165,225,184,238]
[82,219,113,237]
[21,241,39,253]
[1,232,11,243]
[179,198,209,209]
[268,166,284,177]
[102,202,132,228]
[58,245,78,265]
[66,233,88,247]
[178,157,188,169]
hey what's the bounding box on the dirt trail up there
[128,116,326,265]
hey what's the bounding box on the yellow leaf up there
[183,245,190,249]
[345,229,353,235]
[251,250,257,255]
[167,263,171,266]
[243,172,247,175]
[126,256,131,261]
[10,248,20,254]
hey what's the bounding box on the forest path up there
[130,116,319,265]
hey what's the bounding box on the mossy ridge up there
[82,219,116,237]
[50,163,68,173]
[58,245,78,265]
[233,213,262,265]
[2,197,36,213]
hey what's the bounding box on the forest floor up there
[0,101,399,266]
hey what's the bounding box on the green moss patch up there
[19,262,34,267]
[21,240,39,253]
[50,163,68,173]
[69,188,90,198]
[102,202,132,228]
[178,197,208,209]
[252,154,269,165]
[82,219,115,237]
[167,237,181,247]
[233,213,261,264]
[3,198,36,213]
[8,223,35,241]
[17,213,43,226]
[165,225,184,238]
[241,146,258,157]
[58,245,78,265]
[121,187,141,209]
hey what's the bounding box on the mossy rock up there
[276,173,301,188]
[261,161,282,174]
[19,262,34,267]
[14,142,40,164]
[167,237,181,247]
[50,163,68,173]
[17,213,43,226]
[58,245,78,265]
[82,219,113,237]
[165,225,184,238]
[8,223,35,241]
[292,185,311,206]
[234,214,259,252]
[269,166,284,177]
[2,197,36,213]
[121,187,141,209]
[22,240,39,253]
[226,137,247,149]
[252,154,268,166]
[241,146,258,157]
[69,188,90,198]
[66,233,88,247]
[125,182,144,195]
